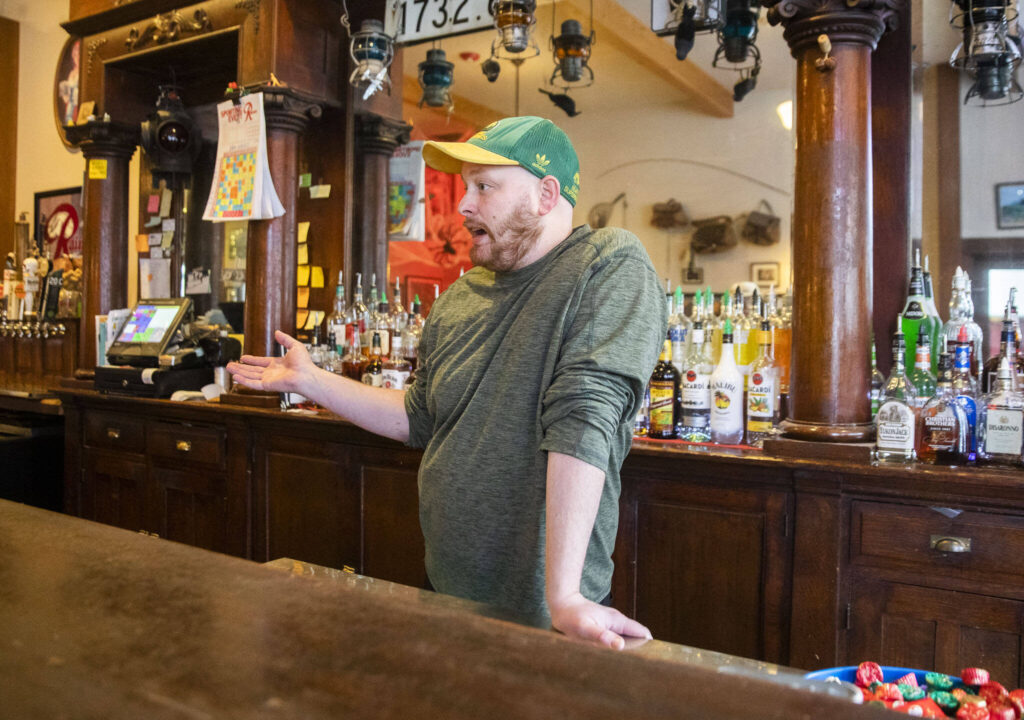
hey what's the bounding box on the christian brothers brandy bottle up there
[916,351,969,465]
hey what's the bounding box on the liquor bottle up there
[922,255,943,327]
[711,291,730,365]
[341,326,365,381]
[767,285,792,392]
[875,321,917,464]
[679,320,713,442]
[916,351,970,465]
[746,318,779,447]
[368,272,379,310]
[732,287,755,382]
[347,272,370,341]
[390,276,407,333]
[372,298,393,356]
[909,325,936,409]
[649,340,679,439]
[382,335,412,390]
[951,325,979,461]
[710,318,745,445]
[869,339,885,419]
[361,331,384,386]
[327,271,347,358]
[634,385,650,437]
[977,356,1024,466]
[668,286,689,374]
[941,266,983,378]
[983,307,1024,393]
[742,288,763,378]
[901,249,942,375]
[1010,287,1023,360]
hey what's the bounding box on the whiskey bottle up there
[982,306,1024,393]
[710,318,745,445]
[341,326,365,381]
[679,321,713,442]
[382,335,412,390]
[916,351,970,465]
[876,321,917,464]
[908,324,936,409]
[746,318,779,447]
[649,340,679,439]
[951,325,979,460]
[977,356,1024,466]
[361,331,384,386]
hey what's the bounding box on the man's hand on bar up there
[227,330,311,394]
[549,592,652,651]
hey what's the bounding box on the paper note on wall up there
[139,258,171,299]
[296,265,310,286]
[297,244,309,266]
[298,221,310,244]
[297,287,310,309]
[311,266,324,289]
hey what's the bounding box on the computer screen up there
[116,304,185,344]
[106,297,192,367]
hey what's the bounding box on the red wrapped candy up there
[981,683,1010,705]
[987,702,1017,720]
[956,703,990,720]
[896,672,920,688]
[1010,690,1024,703]
[893,698,947,718]
[856,661,884,688]
[962,668,992,686]
[1004,696,1024,720]
[875,683,905,702]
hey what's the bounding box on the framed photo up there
[750,262,780,287]
[996,182,1024,229]
[53,36,82,149]
[34,187,83,258]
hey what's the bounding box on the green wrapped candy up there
[899,684,926,701]
[925,672,954,691]
[928,689,959,714]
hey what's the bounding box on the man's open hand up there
[549,592,652,650]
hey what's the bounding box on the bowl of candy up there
[805,662,1023,717]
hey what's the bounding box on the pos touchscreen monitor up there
[106,298,193,367]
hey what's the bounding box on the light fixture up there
[418,48,455,110]
[341,6,394,99]
[550,18,594,88]
[482,57,502,82]
[140,86,201,180]
[667,0,724,61]
[712,0,762,100]
[490,0,540,59]
[776,100,793,130]
[949,0,1023,105]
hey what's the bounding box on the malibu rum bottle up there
[916,351,970,465]
[875,321,917,463]
[977,356,1024,466]
[710,318,744,445]
[649,340,679,439]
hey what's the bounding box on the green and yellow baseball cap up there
[422,116,581,206]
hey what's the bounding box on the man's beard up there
[468,202,544,273]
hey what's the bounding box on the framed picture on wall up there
[750,262,779,287]
[53,35,82,149]
[34,186,83,258]
[996,182,1024,229]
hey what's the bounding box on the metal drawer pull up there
[176,440,192,453]
[107,428,121,440]
[930,535,971,553]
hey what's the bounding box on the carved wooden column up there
[66,121,138,375]
[352,114,411,291]
[242,89,322,359]
[763,0,902,442]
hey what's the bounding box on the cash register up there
[94,298,219,398]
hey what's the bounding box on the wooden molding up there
[0,17,17,261]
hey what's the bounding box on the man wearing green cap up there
[229,116,665,650]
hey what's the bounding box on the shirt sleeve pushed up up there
[539,251,666,471]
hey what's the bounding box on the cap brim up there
[422,141,519,175]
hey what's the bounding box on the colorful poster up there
[388,141,425,241]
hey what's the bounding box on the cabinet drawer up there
[147,421,225,469]
[84,412,145,454]
[851,500,1024,586]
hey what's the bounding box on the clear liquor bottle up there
[347,272,370,343]
[974,356,1024,467]
[668,286,690,374]
[876,322,917,463]
[361,331,384,386]
[909,324,936,409]
[711,291,730,366]
[372,296,394,357]
[951,324,979,461]
[768,285,792,393]
[326,271,347,358]
[341,326,365,381]
[869,339,885,419]
[368,273,379,310]
[732,287,756,383]
[977,356,1024,466]
[746,318,779,447]
[916,351,970,465]
[901,249,942,375]
[679,321,713,442]
[710,318,745,445]
[634,384,650,437]
[742,288,763,378]
[941,266,983,378]
[983,307,1024,393]
[649,340,679,439]
[390,276,407,333]
[382,335,412,390]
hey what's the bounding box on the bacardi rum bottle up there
[710,319,744,445]
[746,318,779,447]
[916,351,970,465]
[679,320,713,442]
[875,322,917,463]
[648,340,679,439]
[977,356,1024,466]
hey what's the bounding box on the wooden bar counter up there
[2,498,878,719]
[53,389,1024,686]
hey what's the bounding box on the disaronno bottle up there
[977,356,1024,466]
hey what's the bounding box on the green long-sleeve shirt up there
[404,224,665,621]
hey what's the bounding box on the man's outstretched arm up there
[227,330,409,443]
[545,451,652,650]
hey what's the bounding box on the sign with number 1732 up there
[388,0,494,44]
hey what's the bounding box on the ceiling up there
[401,0,974,139]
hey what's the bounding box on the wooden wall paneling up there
[0,17,17,261]
[936,66,963,329]
[871,0,912,377]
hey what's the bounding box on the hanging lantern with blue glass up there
[949,0,1022,105]
[712,0,762,101]
[419,48,455,111]
[343,15,394,99]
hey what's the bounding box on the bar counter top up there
[0,499,879,719]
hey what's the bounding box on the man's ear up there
[537,175,561,215]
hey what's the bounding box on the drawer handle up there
[106,428,121,440]
[931,535,972,553]
[176,440,192,453]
